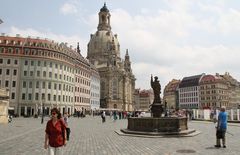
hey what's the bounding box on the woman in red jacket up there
[44,108,66,155]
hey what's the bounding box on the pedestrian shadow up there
[205,146,220,150]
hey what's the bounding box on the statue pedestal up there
[127,117,188,132]
[150,103,164,118]
[119,117,200,137]
[117,75,199,137]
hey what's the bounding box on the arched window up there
[102,15,106,23]
[112,79,118,100]
[101,81,105,98]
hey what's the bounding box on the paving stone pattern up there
[0,116,240,155]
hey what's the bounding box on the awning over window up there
[75,107,81,111]
[8,107,14,110]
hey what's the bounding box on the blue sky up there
[1,0,240,90]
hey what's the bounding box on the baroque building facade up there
[220,72,240,108]
[133,89,140,111]
[90,64,100,110]
[87,4,135,111]
[164,72,240,110]
[178,74,205,109]
[163,79,181,109]
[0,34,98,116]
[199,74,229,109]
[133,89,153,111]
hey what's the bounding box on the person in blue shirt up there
[215,106,227,148]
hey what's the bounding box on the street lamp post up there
[41,98,45,124]
[218,98,221,108]
[164,100,168,117]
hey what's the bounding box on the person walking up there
[215,106,228,148]
[113,111,117,122]
[109,111,113,119]
[63,112,71,141]
[101,111,106,123]
[44,108,67,155]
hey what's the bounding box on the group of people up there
[44,108,71,155]
[43,106,228,155]
[100,110,122,123]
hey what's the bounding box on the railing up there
[192,109,240,121]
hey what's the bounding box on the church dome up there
[87,3,120,59]
[88,30,120,57]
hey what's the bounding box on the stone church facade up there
[87,4,135,111]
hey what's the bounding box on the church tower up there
[87,4,135,111]
[97,3,111,31]
[124,49,132,73]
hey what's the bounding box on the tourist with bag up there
[63,112,71,141]
[44,108,67,155]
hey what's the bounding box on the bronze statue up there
[150,75,164,117]
[151,75,161,103]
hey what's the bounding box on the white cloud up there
[5,0,240,91]
[85,14,98,31]
[104,1,240,89]
[60,2,78,15]
[164,0,193,13]
[131,43,240,89]
[198,2,222,14]
[140,8,150,14]
[217,8,240,35]
[8,26,88,57]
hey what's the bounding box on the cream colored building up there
[163,79,181,109]
[0,88,9,123]
[133,89,153,111]
[90,64,100,110]
[199,74,229,109]
[133,89,140,111]
[0,35,92,116]
[139,89,154,111]
[87,4,135,111]
[220,72,240,108]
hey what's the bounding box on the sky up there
[1,0,240,91]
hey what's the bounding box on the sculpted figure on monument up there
[151,75,161,103]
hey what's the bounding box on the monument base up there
[118,117,200,137]
[119,128,198,137]
[150,103,164,118]
[127,117,188,132]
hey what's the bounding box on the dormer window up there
[102,15,106,23]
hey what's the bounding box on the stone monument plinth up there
[118,75,199,137]
[120,116,198,136]
[127,117,187,132]
[150,103,164,118]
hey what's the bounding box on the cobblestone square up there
[0,116,240,155]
